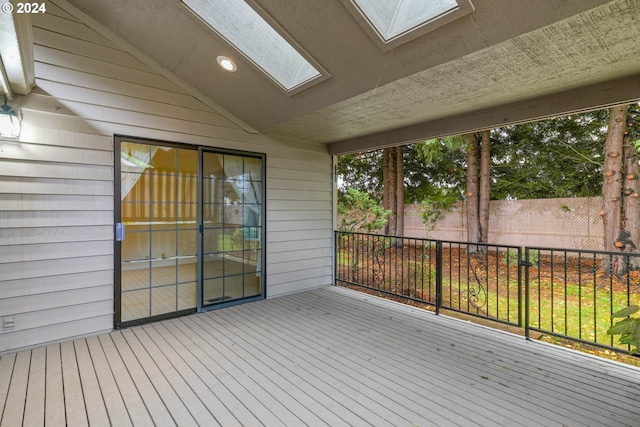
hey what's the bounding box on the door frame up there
[113,135,267,329]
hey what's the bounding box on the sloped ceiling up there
[64,0,640,154]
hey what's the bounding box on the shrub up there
[607,305,640,355]
[338,188,390,233]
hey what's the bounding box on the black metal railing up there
[335,231,523,327]
[524,246,640,352]
[438,240,522,326]
[335,231,640,354]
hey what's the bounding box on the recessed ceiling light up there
[217,56,237,72]
[183,0,327,93]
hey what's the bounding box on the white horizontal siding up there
[0,211,114,228]
[0,286,113,317]
[268,238,333,254]
[266,158,333,297]
[0,317,113,354]
[0,225,113,246]
[0,177,113,195]
[0,241,113,263]
[0,0,334,353]
[0,256,113,283]
[0,271,114,300]
[267,210,332,221]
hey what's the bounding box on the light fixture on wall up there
[216,56,237,72]
[0,98,21,138]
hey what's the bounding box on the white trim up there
[0,6,35,97]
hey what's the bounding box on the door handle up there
[115,223,126,241]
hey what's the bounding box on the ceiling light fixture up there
[216,56,237,72]
[0,98,21,138]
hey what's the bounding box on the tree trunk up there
[466,133,481,251]
[387,148,397,236]
[382,148,390,235]
[602,105,626,273]
[479,130,491,244]
[621,112,640,272]
[396,145,404,238]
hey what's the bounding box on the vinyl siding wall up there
[0,1,333,353]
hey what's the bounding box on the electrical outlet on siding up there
[2,316,15,332]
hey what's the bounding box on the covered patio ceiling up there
[36,0,640,153]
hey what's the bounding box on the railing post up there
[523,247,531,340]
[435,240,442,315]
[334,230,338,286]
[517,246,522,328]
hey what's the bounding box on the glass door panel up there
[117,139,264,326]
[201,150,263,308]
[119,142,198,324]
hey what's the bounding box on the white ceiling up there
[64,0,640,154]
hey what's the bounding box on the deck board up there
[234,294,515,426]
[314,289,634,425]
[216,302,450,426]
[73,339,110,427]
[1,350,29,427]
[85,335,133,427]
[124,327,225,426]
[60,340,88,427]
[23,346,46,427]
[177,315,333,427]
[180,314,347,426]
[96,334,153,427]
[2,286,640,427]
[109,331,178,427]
[0,352,16,423]
[153,320,289,426]
[44,344,66,426]
[278,290,612,425]
[120,327,206,427]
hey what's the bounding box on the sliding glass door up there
[115,137,264,327]
[201,150,263,308]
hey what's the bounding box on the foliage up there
[337,151,384,203]
[338,110,613,218]
[419,191,460,229]
[490,111,608,199]
[338,188,390,232]
[627,104,640,147]
[607,305,640,355]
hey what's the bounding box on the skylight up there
[345,0,474,50]
[182,0,323,93]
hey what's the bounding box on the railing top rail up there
[336,230,640,257]
[335,231,522,251]
[436,239,522,251]
[525,245,640,258]
[335,230,437,242]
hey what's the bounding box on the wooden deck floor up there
[1,286,640,426]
